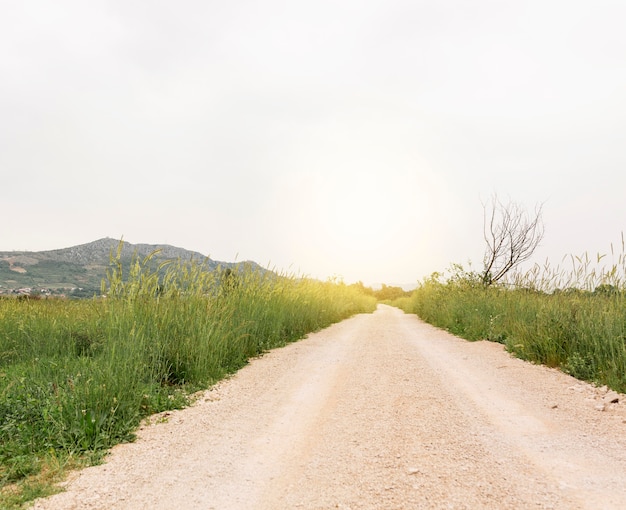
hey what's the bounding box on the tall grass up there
[394,240,626,393]
[0,249,376,506]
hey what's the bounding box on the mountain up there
[0,238,259,296]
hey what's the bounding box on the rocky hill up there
[0,238,257,297]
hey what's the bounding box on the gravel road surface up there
[32,305,626,509]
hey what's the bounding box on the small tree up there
[481,195,544,286]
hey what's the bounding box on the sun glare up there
[275,164,444,283]
[324,182,389,250]
[315,170,431,259]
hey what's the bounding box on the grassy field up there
[394,251,626,394]
[0,251,376,508]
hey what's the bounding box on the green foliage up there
[372,284,412,302]
[0,248,376,507]
[394,262,626,393]
[564,352,597,381]
[348,281,375,297]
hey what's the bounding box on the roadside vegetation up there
[394,242,626,394]
[0,248,376,508]
[349,282,412,302]
[396,196,625,393]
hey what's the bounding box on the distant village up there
[0,286,95,298]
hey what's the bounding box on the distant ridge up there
[0,238,260,296]
[36,237,210,265]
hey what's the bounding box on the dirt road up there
[32,305,626,509]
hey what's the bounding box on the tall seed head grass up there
[395,234,626,392]
[1,241,375,507]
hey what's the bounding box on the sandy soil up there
[31,305,626,509]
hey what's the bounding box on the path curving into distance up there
[33,305,626,509]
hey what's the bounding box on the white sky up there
[2,0,626,285]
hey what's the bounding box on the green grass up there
[0,250,376,508]
[394,253,626,393]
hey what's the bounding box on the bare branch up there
[481,195,544,286]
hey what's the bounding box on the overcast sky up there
[2,1,625,285]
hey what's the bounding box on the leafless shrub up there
[481,195,544,286]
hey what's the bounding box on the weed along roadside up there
[0,250,377,509]
[391,196,625,394]
[393,252,626,394]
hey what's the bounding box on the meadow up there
[0,249,376,507]
[394,247,626,394]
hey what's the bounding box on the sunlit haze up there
[2,1,626,285]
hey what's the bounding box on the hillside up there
[0,238,257,297]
